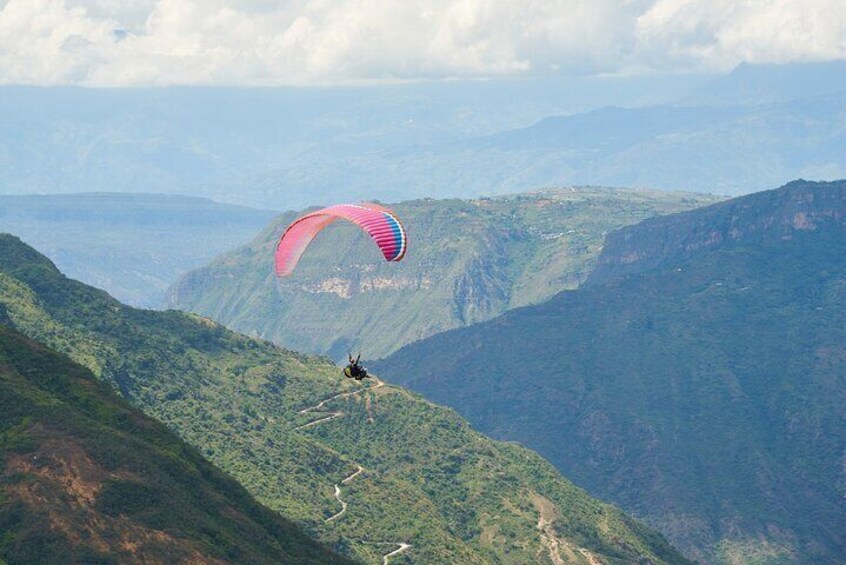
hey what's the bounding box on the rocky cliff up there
[588,179,845,285]
[167,187,719,359]
[374,179,846,563]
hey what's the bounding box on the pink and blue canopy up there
[275,203,407,277]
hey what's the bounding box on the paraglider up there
[274,203,407,277]
[343,353,369,381]
[274,202,406,381]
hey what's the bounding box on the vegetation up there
[168,187,719,359]
[375,180,846,563]
[0,324,351,564]
[0,233,690,564]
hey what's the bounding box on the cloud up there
[636,0,846,70]
[0,0,843,86]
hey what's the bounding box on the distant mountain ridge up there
[0,233,690,564]
[686,60,846,106]
[1,62,843,208]
[588,179,846,285]
[167,187,719,359]
[0,73,706,208]
[0,192,276,307]
[374,179,846,563]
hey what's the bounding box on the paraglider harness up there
[344,353,369,381]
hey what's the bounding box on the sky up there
[0,0,844,86]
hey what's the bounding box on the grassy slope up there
[0,234,689,564]
[374,183,846,563]
[0,324,350,565]
[167,187,719,359]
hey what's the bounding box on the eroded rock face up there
[588,179,846,286]
[167,188,718,359]
[298,274,435,298]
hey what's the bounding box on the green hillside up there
[0,324,350,564]
[0,233,690,564]
[167,187,719,359]
[374,180,846,563]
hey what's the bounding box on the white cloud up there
[636,0,846,70]
[0,0,843,86]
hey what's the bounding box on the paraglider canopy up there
[275,203,407,276]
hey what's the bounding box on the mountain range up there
[306,87,843,200]
[167,187,719,359]
[0,193,276,308]
[374,179,846,563]
[0,233,688,564]
[1,62,843,209]
[0,72,705,209]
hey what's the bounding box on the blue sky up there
[1,0,844,85]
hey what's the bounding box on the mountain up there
[405,92,845,197]
[0,193,276,308]
[373,180,846,563]
[211,90,846,206]
[686,60,846,106]
[0,324,350,564]
[0,234,690,564]
[2,63,840,209]
[0,75,708,209]
[167,187,719,359]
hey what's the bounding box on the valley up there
[168,186,720,359]
[0,193,276,308]
[1,7,842,564]
[0,234,688,564]
[374,180,846,563]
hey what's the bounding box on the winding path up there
[295,379,411,563]
[324,465,363,522]
[536,515,564,565]
[381,542,412,564]
[342,464,364,484]
[537,509,600,565]
[294,379,385,430]
[325,484,347,522]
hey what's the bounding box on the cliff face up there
[374,180,846,563]
[167,187,718,359]
[588,179,846,285]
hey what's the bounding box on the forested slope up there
[168,187,717,358]
[0,324,350,565]
[0,234,689,564]
[375,180,846,563]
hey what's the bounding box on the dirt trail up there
[325,465,364,523]
[342,464,364,484]
[381,542,412,564]
[536,515,565,565]
[296,379,411,563]
[325,484,347,522]
[294,379,384,431]
[536,510,602,565]
[578,548,602,565]
[532,493,602,565]
[294,390,357,430]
